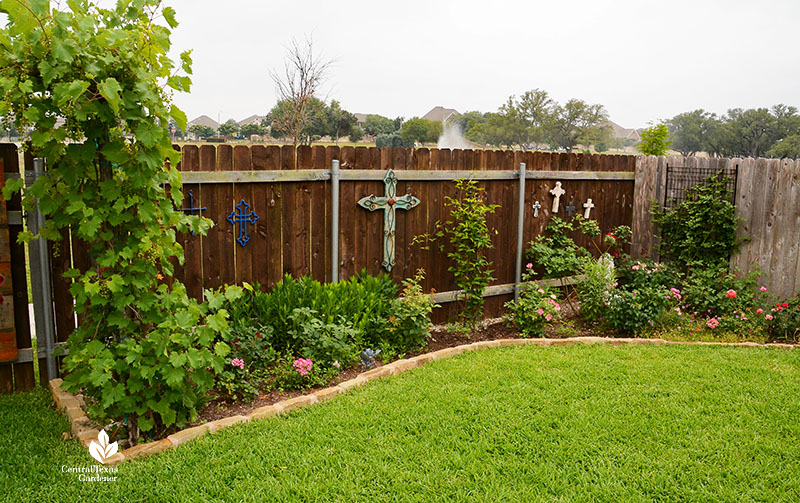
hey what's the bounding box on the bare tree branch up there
[269,37,332,151]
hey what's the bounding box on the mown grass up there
[1,344,799,502]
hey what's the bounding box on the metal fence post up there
[27,158,57,380]
[330,159,340,283]
[514,162,526,302]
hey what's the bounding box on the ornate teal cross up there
[357,169,420,271]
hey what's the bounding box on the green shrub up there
[605,287,670,335]
[385,269,439,352]
[618,259,676,292]
[225,271,398,352]
[768,295,800,342]
[527,216,589,279]
[651,172,741,272]
[288,307,361,368]
[504,269,562,338]
[577,254,616,323]
[682,264,759,317]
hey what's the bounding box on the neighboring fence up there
[633,155,800,298]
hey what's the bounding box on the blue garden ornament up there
[227,199,259,247]
[357,169,420,271]
[361,348,381,370]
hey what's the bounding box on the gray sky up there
[7,1,797,129]
[164,0,798,128]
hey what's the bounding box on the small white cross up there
[533,200,541,218]
[583,198,594,219]
[549,182,565,213]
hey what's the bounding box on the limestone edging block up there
[48,335,797,465]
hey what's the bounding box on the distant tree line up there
[667,105,800,159]
[448,89,611,152]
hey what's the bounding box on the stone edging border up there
[48,336,797,465]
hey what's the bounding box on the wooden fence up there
[633,155,800,297]
[0,142,672,392]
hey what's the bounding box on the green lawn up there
[1,344,799,502]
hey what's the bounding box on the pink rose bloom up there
[706,318,719,329]
[545,313,553,321]
[526,263,533,269]
[231,358,245,369]
[726,289,737,298]
[760,286,768,292]
[756,308,763,314]
[537,288,545,294]
[536,308,544,316]
[765,314,773,320]
[333,361,341,368]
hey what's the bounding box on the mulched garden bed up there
[193,309,605,425]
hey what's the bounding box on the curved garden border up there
[49,336,797,465]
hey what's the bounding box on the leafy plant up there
[605,287,669,335]
[385,269,439,352]
[527,216,589,279]
[287,307,360,368]
[682,264,760,317]
[0,1,224,444]
[504,267,562,338]
[768,295,800,342]
[576,254,616,323]
[637,122,673,156]
[416,179,499,328]
[651,172,742,272]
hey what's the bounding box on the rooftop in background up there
[187,115,219,130]
[422,106,460,123]
[238,115,266,126]
[606,120,641,141]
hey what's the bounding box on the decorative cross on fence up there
[583,198,594,219]
[550,182,565,213]
[177,190,208,235]
[565,201,576,217]
[227,199,259,247]
[533,201,541,218]
[357,169,420,271]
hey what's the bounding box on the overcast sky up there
[7,1,799,128]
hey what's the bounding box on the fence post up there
[27,158,57,381]
[330,159,340,283]
[514,162,526,301]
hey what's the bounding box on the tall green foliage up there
[418,179,499,327]
[637,123,673,155]
[651,173,741,272]
[0,0,230,443]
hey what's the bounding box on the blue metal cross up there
[177,190,208,235]
[177,190,207,216]
[227,199,260,247]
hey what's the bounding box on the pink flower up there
[333,361,340,369]
[760,286,768,292]
[293,358,313,376]
[537,288,545,294]
[726,289,737,298]
[536,308,544,316]
[706,318,719,329]
[545,313,553,321]
[231,358,245,369]
[765,314,773,321]
[756,308,763,314]
[526,263,533,269]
